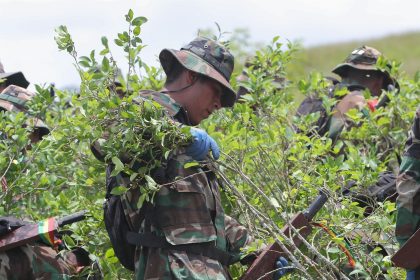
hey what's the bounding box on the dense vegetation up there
[1,10,419,279]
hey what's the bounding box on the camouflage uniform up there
[0,244,91,280]
[0,85,100,279]
[395,106,420,248]
[114,91,251,280]
[102,38,251,279]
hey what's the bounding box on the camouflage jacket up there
[0,216,101,279]
[114,91,251,279]
[395,106,420,247]
[0,243,96,280]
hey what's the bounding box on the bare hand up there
[335,91,366,116]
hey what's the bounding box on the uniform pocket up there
[155,180,216,245]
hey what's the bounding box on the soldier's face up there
[346,70,385,96]
[186,77,222,125]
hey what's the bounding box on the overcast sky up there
[1,0,419,89]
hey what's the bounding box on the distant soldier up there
[297,46,397,141]
[296,46,399,207]
[0,78,101,279]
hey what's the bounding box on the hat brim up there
[332,63,395,89]
[159,49,236,108]
[0,72,29,89]
[0,99,13,111]
[26,118,50,136]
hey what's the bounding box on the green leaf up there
[63,235,76,247]
[145,175,157,190]
[127,9,134,22]
[184,162,199,168]
[133,26,141,36]
[78,61,90,68]
[111,156,124,172]
[132,16,147,26]
[114,39,123,47]
[129,172,138,181]
[110,186,128,195]
[79,56,91,62]
[377,117,390,126]
[102,57,110,72]
[105,248,115,258]
[137,193,147,209]
[327,247,340,254]
[101,36,109,48]
[99,49,109,55]
[240,94,254,102]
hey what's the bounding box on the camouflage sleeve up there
[224,215,251,257]
[396,107,420,246]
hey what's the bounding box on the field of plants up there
[1,10,419,279]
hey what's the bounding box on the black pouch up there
[103,195,136,271]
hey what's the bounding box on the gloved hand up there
[274,256,293,279]
[186,128,220,161]
[406,270,415,280]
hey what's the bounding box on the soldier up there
[95,37,289,279]
[0,84,101,279]
[395,108,420,280]
[296,46,399,206]
[297,45,397,141]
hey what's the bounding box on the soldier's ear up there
[185,70,199,84]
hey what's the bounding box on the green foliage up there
[202,37,419,279]
[1,9,419,279]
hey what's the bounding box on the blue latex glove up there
[406,270,415,280]
[274,257,293,279]
[186,128,220,161]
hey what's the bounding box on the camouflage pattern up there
[0,85,50,136]
[0,61,30,89]
[0,216,101,279]
[114,91,251,279]
[395,106,420,248]
[0,243,93,280]
[332,45,394,89]
[159,37,236,108]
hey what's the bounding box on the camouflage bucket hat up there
[0,85,49,136]
[159,37,236,107]
[332,46,394,88]
[0,61,30,89]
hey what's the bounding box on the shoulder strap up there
[138,90,181,118]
